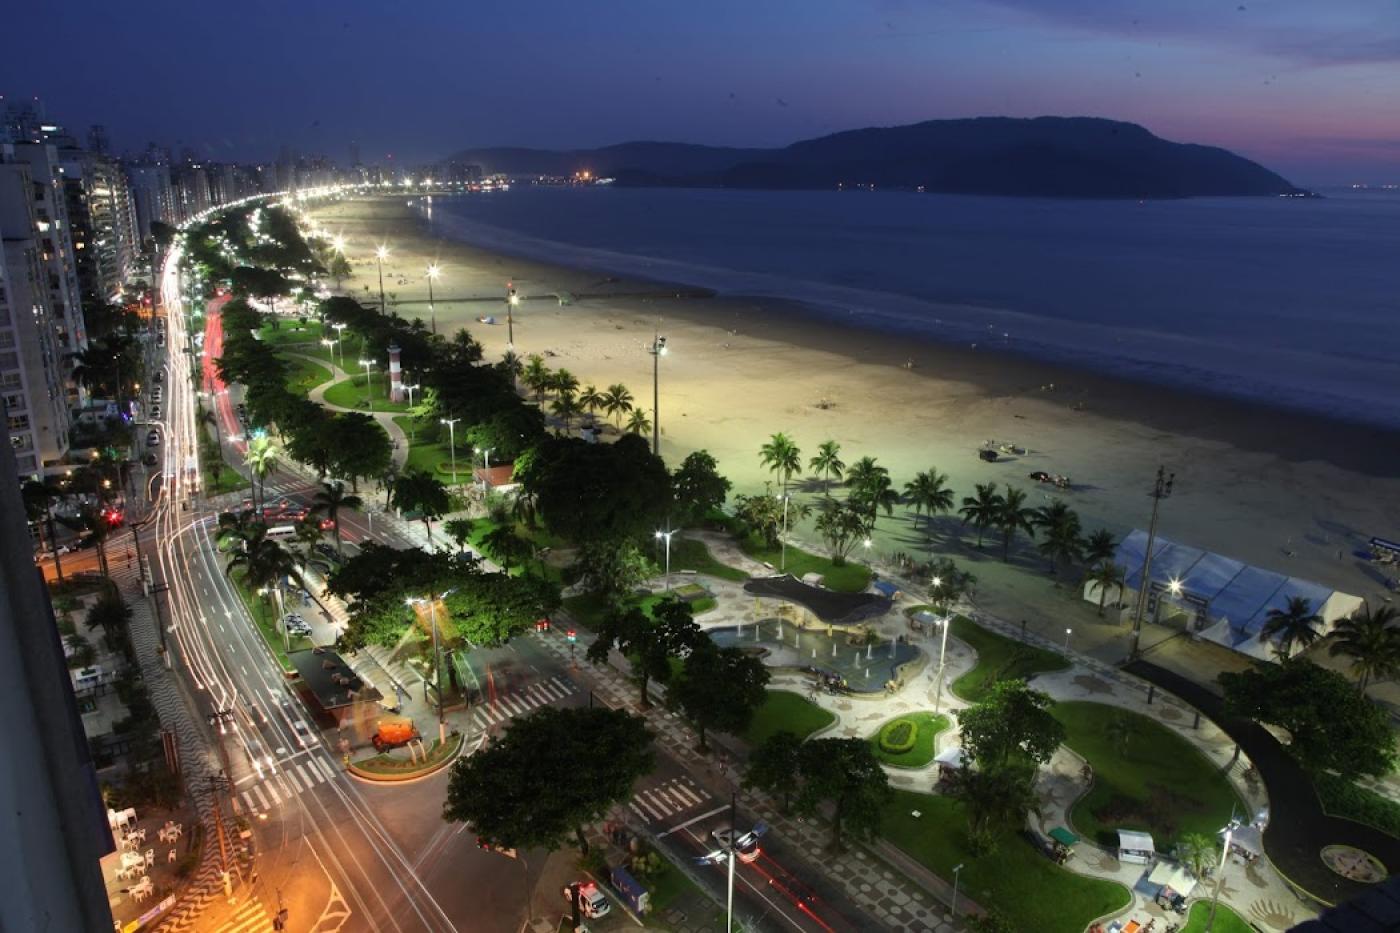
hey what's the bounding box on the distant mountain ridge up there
[449,116,1300,199]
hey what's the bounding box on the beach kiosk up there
[1117,829,1155,865]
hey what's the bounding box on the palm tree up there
[244,434,280,514]
[522,355,551,401]
[224,535,303,636]
[198,404,222,456]
[1034,502,1083,577]
[483,525,534,573]
[603,384,634,428]
[578,384,603,423]
[996,485,1037,561]
[392,469,451,545]
[759,433,803,497]
[1328,604,1400,691]
[904,468,955,535]
[551,393,581,433]
[444,517,475,554]
[1261,596,1324,661]
[625,408,651,436]
[499,350,523,389]
[808,441,845,496]
[311,480,362,556]
[1176,833,1219,881]
[959,483,1004,548]
[550,368,579,400]
[1082,528,1117,566]
[1084,560,1125,617]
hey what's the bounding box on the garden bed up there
[870,711,950,768]
[348,733,464,781]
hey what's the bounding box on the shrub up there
[879,718,918,754]
[1315,772,1400,837]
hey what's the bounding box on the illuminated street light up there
[655,529,674,592]
[375,244,389,314]
[359,358,376,412]
[440,418,460,485]
[404,384,421,441]
[648,332,667,455]
[426,263,441,334]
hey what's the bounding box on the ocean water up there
[424,186,1400,427]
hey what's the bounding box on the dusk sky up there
[3,0,1396,185]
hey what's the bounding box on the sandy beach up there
[311,196,1400,666]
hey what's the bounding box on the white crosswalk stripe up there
[219,895,273,932]
[236,754,338,817]
[627,778,710,824]
[471,677,580,731]
[283,768,302,793]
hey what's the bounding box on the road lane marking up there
[658,803,731,837]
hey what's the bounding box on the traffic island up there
[347,733,464,783]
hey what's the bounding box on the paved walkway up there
[296,352,412,470]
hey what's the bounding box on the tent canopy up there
[1118,829,1155,853]
[934,747,966,769]
[1147,861,1197,896]
[1049,827,1079,846]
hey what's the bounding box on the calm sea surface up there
[425,186,1400,427]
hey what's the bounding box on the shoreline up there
[310,197,1400,612]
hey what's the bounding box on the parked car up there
[150,405,161,418]
[978,448,998,462]
[142,452,158,466]
[153,371,163,384]
[146,430,161,447]
[562,882,610,919]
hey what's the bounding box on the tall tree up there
[1084,560,1125,617]
[671,450,731,528]
[392,469,451,544]
[759,433,803,497]
[1081,529,1117,566]
[1328,604,1400,692]
[995,484,1037,561]
[442,706,654,854]
[745,731,804,814]
[667,642,769,751]
[602,383,634,427]
[1034,501,1083,577]
[244,434,280,513]
[1261,596,1324,661]
[815,499,868,565]
[957,679,1065,772]
[903,468,956,536]
[625,408,651,436]
[1176,833,1219,881]
[444,517,475,555]
[577,384,604,422]
[311,480,362,556]
[808,440,845,497]
[959,483,1003,549]
[795,738,892,851]
[588,597,702,707]
[481,525,533,573]
[949,764,1041,854]
[521,355,551,401]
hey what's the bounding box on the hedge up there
[879,717,918,754]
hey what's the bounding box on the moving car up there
[1029,470,1071,489]
[562,881,610,919]
[712,825,762,863]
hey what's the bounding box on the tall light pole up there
[440,417,460,485]
[1129,466,1174,660]
[950,862,965,917]
[409,596,447,744]
[780,494,790,573]
[648,331,667,456]
[375,244,389,314]
[506,283,518,347]
[932,580,951,715]
[1207,823,1235,932]
[481,447,494,490]
[426,263,441,334]
[655,529,674,592]
[359,358,376,412]
[1064,627,1073,652]
[331,322,347,372]
[321,337,338,374]
[405,383,421,441]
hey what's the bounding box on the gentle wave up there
[423,188,1400,428]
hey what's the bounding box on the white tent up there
[934,747,967,770]
[1118,829,1155,864]
[1146,861,1197,897]
[1222,824,1263,858]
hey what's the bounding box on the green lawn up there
[949,615,1069,702]
[1054,701,1243,849]
[668,537,748,582]
[743,690,836,746]
[1314,771,1400,837]
[869,711,950,768]
[283,355,333,397]
[1180,901,1251,933]
[256,320,339,365]
[322,373,411,412]
[739,535,871,592]
[195,420,248,495]
[881,790,1130,933]
[393,416,475,482]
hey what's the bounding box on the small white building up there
[1118,829,1155,865]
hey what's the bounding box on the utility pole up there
[1129,466,1174,660]
[506,283,517,347]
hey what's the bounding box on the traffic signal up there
[567,629,577,643]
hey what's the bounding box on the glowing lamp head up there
[375,245,389,261]
[427,264,441,280]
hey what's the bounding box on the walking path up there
[296,352,412,470]
[644,542,1321,931]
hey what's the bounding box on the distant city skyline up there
[1,0,1397,185]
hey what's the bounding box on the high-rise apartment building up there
[0,161,71,477]
[58,149,139,310]
[124,161,175,243]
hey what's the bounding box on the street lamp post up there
[932,580,951,715]
[331,323,347,372]
[1207,823,1235,932]
[426,264,441,334]
[405,384,421,441]
[780,494,790,572]
[506,283,518,347]
[359,358,375,412]
[648,332,667,456]
[1129,466,1174,660]
[409,596,448,744]
[440,418,460,485]
[375,245,389,314]
[481,447,493,491]
[655,529,674,592]
[1064,627,1073,652]
[950,863,965,917]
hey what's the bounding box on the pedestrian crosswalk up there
[470,676,579,730]
[627,776,709,824]
[215,895,274,932]
[238,754,338,818]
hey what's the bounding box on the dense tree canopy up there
[587,597,702,706]
[795,738,892,850]
[520,434,671,545]
[667,641,769,750]
[671,450,731,528]
[957,679,1065,772]
[1221,660,1396,779]
[442,706,653,853]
